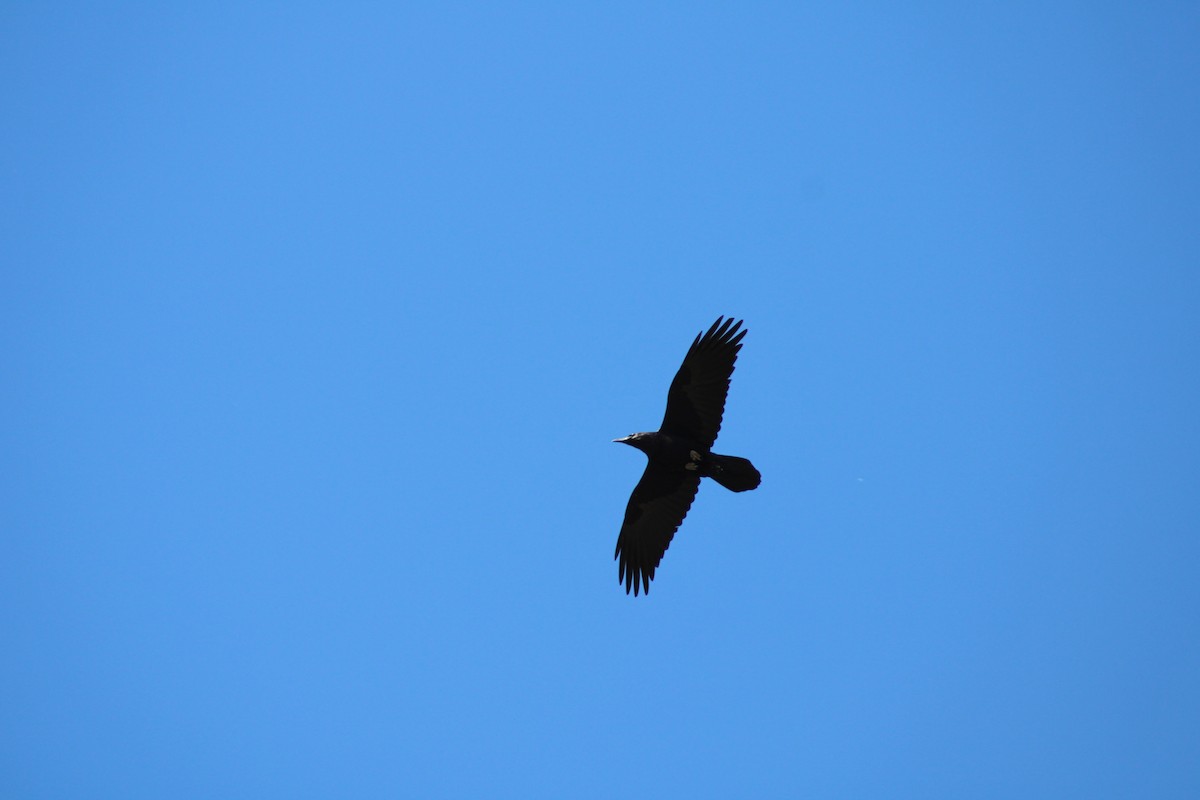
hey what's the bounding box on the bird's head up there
[613,432,653,454]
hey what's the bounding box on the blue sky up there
[3,3,1198,797]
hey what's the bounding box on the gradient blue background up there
[4,4,1198,797]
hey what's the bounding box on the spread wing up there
[614,463,702,596]
[659,316,747,449]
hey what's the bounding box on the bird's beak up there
[613,436,631,444]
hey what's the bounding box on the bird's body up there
[613,431,699,471]
[613,316,761,595]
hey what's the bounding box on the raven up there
[613,316,761,595]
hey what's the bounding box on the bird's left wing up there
[659,316,747,449]
[614,463,702,596]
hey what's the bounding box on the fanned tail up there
[705,453,761,492]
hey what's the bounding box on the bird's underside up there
[613,317,761,596]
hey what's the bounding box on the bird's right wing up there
[614,463,702,596]
[659,316,747,449]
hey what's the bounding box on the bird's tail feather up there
[706,453,761,492]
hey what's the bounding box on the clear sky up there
[3,4,1198,797]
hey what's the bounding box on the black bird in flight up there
[613,316,761,595]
